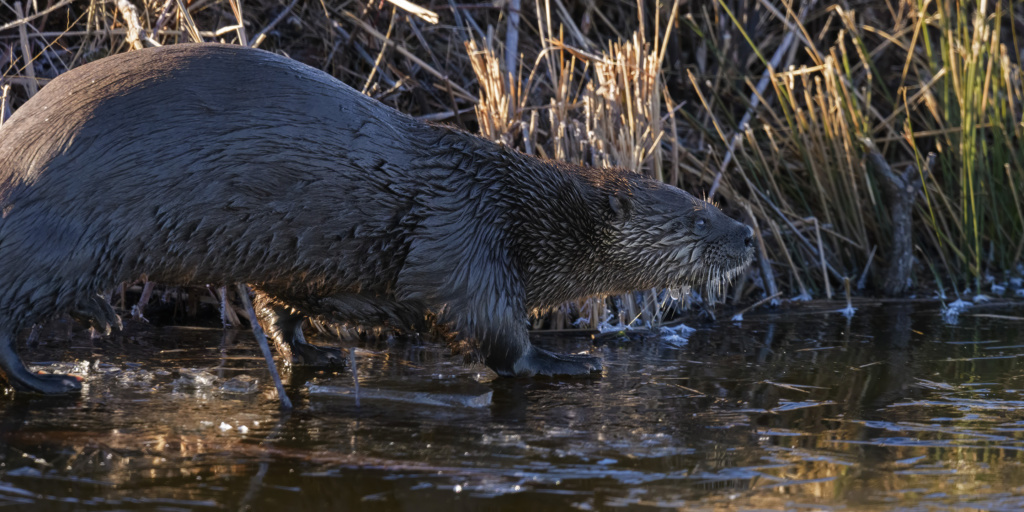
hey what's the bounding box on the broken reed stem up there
[860,138,929,296]
[362,6,397,94]
[745,203,779,305]
[228,0,247,46]
[385,0,438,24]
[249,0,297,48]
[731,292,783,319]
[133,281,156,320]
[343,10,478,103]
[218,286,242,328]
[815,218,832,299]
[708,0,812,199]
[1,28,215,39]
[152,0,177,36]
[1006,162,1024,266]
[466,39,524,145]
[173,0,203,42]
[686,68,729,153]
[116,0,146,50]
[768,217,810,299]
[857,246,876,290]
[505,0,521,79]
[15,1,37,97]
[0,0,71,32]
[0,84,10,126]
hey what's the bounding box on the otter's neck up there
[502,154,635,309]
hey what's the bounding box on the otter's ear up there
[608,191,632,221]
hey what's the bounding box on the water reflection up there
[1,302,1024,510]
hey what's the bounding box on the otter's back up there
[0,44,433,302]
[0,44,422,194]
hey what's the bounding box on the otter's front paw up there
[69,295,122,335]
[514,346,602,376]
[291,343,344,367]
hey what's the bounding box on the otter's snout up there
[721,222,756,268]
[735,224,756,262]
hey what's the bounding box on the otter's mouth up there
[664,242,755,302]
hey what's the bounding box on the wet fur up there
[0,44,753,394]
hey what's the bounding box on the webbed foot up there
[512,346,602,377]
[17,372,84,395]
[0,333,83,395]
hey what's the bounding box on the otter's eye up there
[695,218,706,228]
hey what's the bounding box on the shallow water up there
[4,301,1024,511]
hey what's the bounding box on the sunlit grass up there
[3,0,1023,328]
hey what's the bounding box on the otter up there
[0,44,754,395]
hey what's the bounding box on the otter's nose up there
[744,226,755,248]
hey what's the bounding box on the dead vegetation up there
[3,0,1024,328]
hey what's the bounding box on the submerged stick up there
[236,284,293,411]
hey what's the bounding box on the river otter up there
[0,44,754,394]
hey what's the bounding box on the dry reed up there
[3,0,1024,329]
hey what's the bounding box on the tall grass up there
[2,0,1024,327]
[672,0,1024,299]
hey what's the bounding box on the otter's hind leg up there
[254,296,342,367]
[0,331,82,394]
[255,292,424,367]
[278,293,424,366]
[317,294,422,329]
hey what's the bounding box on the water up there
[3,301,1024,511]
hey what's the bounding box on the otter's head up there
[604,181,755,299]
